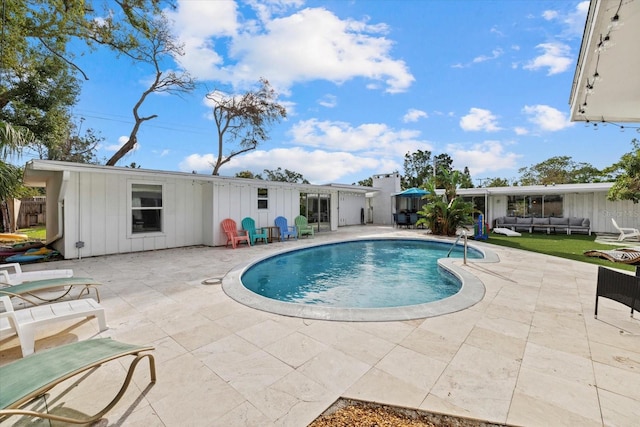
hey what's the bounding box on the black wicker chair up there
[595,266,640,318]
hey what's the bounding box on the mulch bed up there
[309,399,510,427]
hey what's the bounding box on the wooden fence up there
[16,197,46,228]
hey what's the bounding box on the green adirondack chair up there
[294,215,315,238]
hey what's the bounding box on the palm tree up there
[0,122,31,232]
[416,171,476,236]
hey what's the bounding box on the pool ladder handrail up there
[446,231,468,265]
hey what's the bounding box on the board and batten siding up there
[61,171,204,258]
[209,181,301,246]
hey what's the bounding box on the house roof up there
[456,182,614,197]
[569,0,640,123]
[22,160,372,194]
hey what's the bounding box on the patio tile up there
[598,388,640,427]
[2,226,637,426]
[375,345,447,391]
[425,344,520,422]
[263,331,329,368]
[344,367,429,408]
[509,366,602,426]
[297,348,371,393]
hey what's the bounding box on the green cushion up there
[0,338,151,410]
[0,277,101,297]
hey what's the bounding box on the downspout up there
[46,170,70,245]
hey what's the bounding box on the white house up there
[22,160,376,259]
[456,183,640,233]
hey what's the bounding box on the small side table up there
[265,226,281,243]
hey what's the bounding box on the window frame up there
[129,182,165,237]
[257,187,269,210]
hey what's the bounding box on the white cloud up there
[514,127,529,135]
[289,119,432,158]
[523,42,573,75]
[522,104,574,131]
[460,108,502,132]
[179,153,216,172]
[472,48,504,63]
[104,136,138,152]
[169,1,414,93]
[542,2,590,38]
[179,148,398,183]
[402,109,428,123]
[318,94,337,108]
[446,141,521,175]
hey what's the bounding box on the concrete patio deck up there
[1,225,639,426]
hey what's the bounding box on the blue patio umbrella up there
[393,187,428,215]
[394,187,428,198]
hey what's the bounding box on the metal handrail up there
[447,231,468,265]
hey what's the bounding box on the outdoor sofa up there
[494,216,591,235]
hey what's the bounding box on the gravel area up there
[309,399,510,427]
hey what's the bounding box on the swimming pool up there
[242,239,482,308]
[222,237,497,321]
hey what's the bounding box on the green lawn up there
[482,232,638,272]
[17,226,46,241]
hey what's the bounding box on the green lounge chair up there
[0,277,101,306]
[0,338,155,425]
[294,215,315,238]
[241,217,268,245]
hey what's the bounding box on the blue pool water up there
[240,239,483,309]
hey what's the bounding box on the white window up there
[258,188,268,209]
[131,183,163,233]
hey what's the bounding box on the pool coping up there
[222,236,500,322]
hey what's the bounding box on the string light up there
[583,118,640,132]
[577,0,637,131]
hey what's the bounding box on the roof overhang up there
[569,0,640,123]
[22,160,373,194]
[457,182,614,197]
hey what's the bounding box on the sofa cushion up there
[516,217,532,224]
[532,217,549,225]
[569,217,585,227]
[550,217,568,226]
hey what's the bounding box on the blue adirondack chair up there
[274,216,298,241]
[241,217,268,245]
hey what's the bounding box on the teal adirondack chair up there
[294,215,314,238]
[241,217,268,245]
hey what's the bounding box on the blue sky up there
[55,0,636,185]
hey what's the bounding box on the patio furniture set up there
[222,215,314,249]
[494,216,591,235]
[0,263,155,424]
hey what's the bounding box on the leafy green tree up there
[208,79,287,175]
[460,166,474,188]
[235,170,261,179]
[32,121,103,164]
[485,177,510,187]
[0,123,34,232]
[403,150,433,188]
[262,168,309,183]
[355,177,373,186]
[605,139,640,203]
[2,1,172,163]
[433,153,454,189]
[518,156,603,185]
